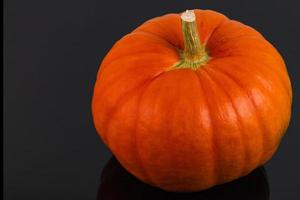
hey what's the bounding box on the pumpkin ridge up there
[99,70,164,144]
[131,82,153,185]
[130,30,178,50]
[206,19,265,54]
[202,15,229,45]
[134,17,180,48]
[218,60,291,163]
[208,21,264,44]
[213,67,269,166]
[201,67,246,179]
[99,81,147,145]
[130,71,167,186]
[204,66,250,176]
[208,37,269,60]
[131,30,184,71]
[211,65,264,169]
[244,55,291,98]
[208,36,265,55]
[210,55,290,99]
[193,71,217,185]
[105,71,166,185]
[215,56,291,114]
[99,31,178,73]
[98,52,178,86]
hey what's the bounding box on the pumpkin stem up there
[173,10,209,70]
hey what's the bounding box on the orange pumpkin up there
[92,9,292,191]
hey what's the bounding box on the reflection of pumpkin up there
[98,157,269,200]
[92,9,292,191]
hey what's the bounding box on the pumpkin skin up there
[92,9,292,192]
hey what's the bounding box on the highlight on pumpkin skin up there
[168,10,209,71]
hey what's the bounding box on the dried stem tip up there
[181,10,196,22]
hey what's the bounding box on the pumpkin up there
[92,9,292,191]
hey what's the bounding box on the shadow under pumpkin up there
[97,157,269,200]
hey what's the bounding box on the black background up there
[4,0,300,199]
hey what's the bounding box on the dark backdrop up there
[4,0,300,199]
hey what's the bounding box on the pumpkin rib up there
[134,13,181,45]
[211,36,265,53]
[210,21,264,41]
[132,73,186,189]
[141,69,219,190]
[241,51,291,97]
[216,57,291,160]
[101,51,170,70]
[209,39,287,86]
[213,67,269,166]
[133,29,177,49]
[131,71,176,189]
[208,37,269,60]
[197,68,242,183]
[99,31,178,73]
[130,80,156,186]
[127,31,177,49]
[107,71,166,185]
[242,54,291,99]
[207,19,265,49]
[262,44,291,88]
[210,55,291,100]
[193,71,217,186]
[213,56,291,123]
[99,70,165,145]
[203,18,228,46]
[195,70,223,184]
[200,67,246,181]
[133,16,180,48]
[97,80,147,145]
[203,66,249,177]
[96,52,178,92]
[94,65,163,144]
[130,70,171,186]
[207,65,264,171]
[98,50,174,80]
[194,10,229,45]
[97,52,177,79]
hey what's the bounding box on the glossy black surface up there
[4,0,300,199]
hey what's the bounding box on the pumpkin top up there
[97,9,289,79]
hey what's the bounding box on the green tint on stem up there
[169,10,209,71]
